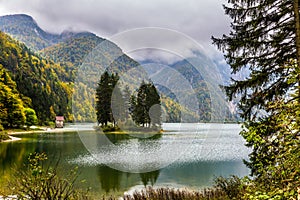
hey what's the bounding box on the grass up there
[122,187,228,200]
[121,176,244,200]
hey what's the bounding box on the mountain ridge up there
[0,14,99,51]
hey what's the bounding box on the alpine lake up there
[0,123,250,197]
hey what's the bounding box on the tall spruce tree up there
[134,81,161,127]
[95,71,119,126]
[135,81,149,127]
[213,0,300,119]
[123,85,131,120]
[212,0,300,197]
[147,82,161,127]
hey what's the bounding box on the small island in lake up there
[95,71,162,134]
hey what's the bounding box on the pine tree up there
[147,82,161,127]
[134,81,161,127]
[123,85,131,120]
[135,81,148,127]
[212,0,300,197]
[95,71,119,126]
[129,94,137,122]
[212,0,300,120]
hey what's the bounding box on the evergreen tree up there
[134,81,161,127]
[129,94,137,122]
[212,0,300,119]
[95,71,119,126]
[147,82,161,127]
[135,81,149,127]
[111,84,126,124]
[213,0,300,197]
[123,85,131,120]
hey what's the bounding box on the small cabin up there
[55,116,64,128]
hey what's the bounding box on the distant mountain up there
[0,14,96,51]
[0,14,238,123]
[140,51,240,122]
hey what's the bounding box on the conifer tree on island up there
[95,71,119,127]
[96,73,161,130]
[212,0,300,198]
[134,81,161,128]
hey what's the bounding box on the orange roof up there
[55,116,64,121]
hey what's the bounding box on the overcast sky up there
[0,0,230,61]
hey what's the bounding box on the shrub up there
[213,175,245,199]
[0,125,9,141]
[9,152,91,199]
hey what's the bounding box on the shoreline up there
[8,127,79,135]
[2,127,82,143]
[2,135,22,142]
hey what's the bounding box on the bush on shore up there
[8,152,91,200]
[122,176,245,200]
[0,125,9,142]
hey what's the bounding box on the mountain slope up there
[0,31,73,123]
[0,14,96,51]
[0,14,142,122]
[40,32,141,122]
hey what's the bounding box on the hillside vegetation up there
[0,31,73,124]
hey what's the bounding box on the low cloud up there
[0,0,230,61]
[0,0,230,41]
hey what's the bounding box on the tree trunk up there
[294,0,300,101]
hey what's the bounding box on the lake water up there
[0,123,250,197]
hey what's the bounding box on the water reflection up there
[140,170,160,187]
[96,132,162,145]
[0,139,37,185]
[98,165,123,193]
[97,164,160,193]
[101,133,131,144]
[0,124,250,196]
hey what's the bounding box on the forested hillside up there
[0,31,73,124]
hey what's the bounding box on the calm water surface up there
[0,123,250,197]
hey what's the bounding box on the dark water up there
[0,123,250,197]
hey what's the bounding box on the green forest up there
[0,31,73,127]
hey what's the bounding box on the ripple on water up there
[69,124,250,172]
